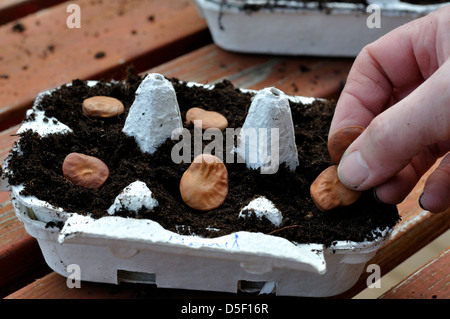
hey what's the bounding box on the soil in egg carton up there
[6,73,399,247]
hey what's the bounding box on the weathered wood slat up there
[0,125,19,162]
[0,0,209,131]
[152,44,352,99]
[0,0,67,25]
[4,271,252,299]
[0,229,50,298]
[5,272,135,299]
[379,247,449,299]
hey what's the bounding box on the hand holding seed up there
[328,6,450,213]
[310,165,361,212]
[310,126,364,211]
[328,125,365,164]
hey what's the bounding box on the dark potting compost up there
[5,74,399,247]
[224,0,446,12]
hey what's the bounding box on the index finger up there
[329,7,445,135]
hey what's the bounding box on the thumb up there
[337,60,450,191]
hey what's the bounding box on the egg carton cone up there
[3,75,394,297]
[123,73,183,154]
[236,87,299,174]
[194,0,449,57]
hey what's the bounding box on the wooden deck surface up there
[0,0,210,131]
[0,0,448,300]
[379,247,449,299]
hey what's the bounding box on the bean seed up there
[328,125,365,164]
[186,107,228,130]
[82,96,124,118]
[310,165,361,211]
[62,152,109,189]
[179,154,228,211]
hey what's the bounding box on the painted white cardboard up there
[107,181,159,216]
[239,196,283,227]
[12,193,391,297]
[236,87,299,174]
[17,109,72,137]
[123,73,183,154]
[195,0,449,57]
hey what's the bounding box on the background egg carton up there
[194,0,449,56]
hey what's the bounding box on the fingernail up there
[373,189,384,204]
[418,192,427,211]
[338,150,369,188]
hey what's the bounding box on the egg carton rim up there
[199,0,449,14]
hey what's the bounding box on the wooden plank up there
[152,44,353,99]
[0,125,19,162]
[4,272,242,299]
[9,250,449,299]
[0,126,21,264]
[0,0,67,25]
[0,0,209,130]
[379,248,449,299]
[5,272,137,299]
[0,229,51,298]
[6,270,296,300]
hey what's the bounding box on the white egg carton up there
[194,0,448,56]
[2,74,394,297]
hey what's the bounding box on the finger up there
[329,6,447,136]
[337,59,450,190]
[373,147,443,204]
[419,153,450,213]
[375,164,421,205]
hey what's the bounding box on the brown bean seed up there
[180,154,228,211]
[186,107,228,130]
[310,165,361,212]
[82,96,124,118]
[63,153,109,189]
[328,125,365,164]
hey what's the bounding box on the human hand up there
[329,6,450,213]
